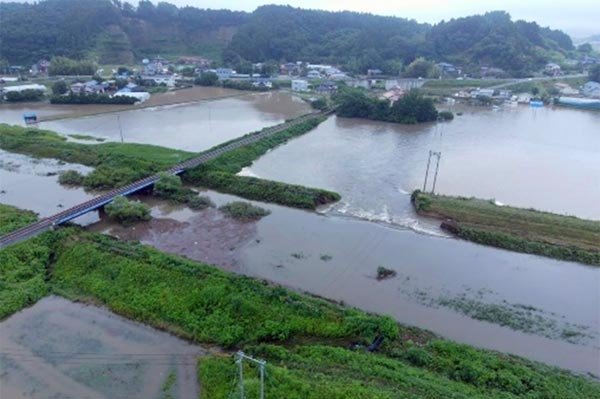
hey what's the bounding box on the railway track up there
[0,110,331,249]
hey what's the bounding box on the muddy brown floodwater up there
[0,296,207,399]
[89,195,257,269]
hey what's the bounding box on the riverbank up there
[1,204,598,398]
[411,190,600,265]
[0,113,340,209]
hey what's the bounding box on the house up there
[496,89,512,99]
[252,80,273,89]
[292,80,309,92]
[367,69,383,77]
[69,80,106,94]
[381,86,406,104]
[582,55,599,66]
[436,62,461,76]
[316,81,337,94]
[328,72,349,81]
[544,63,561,76]
[581,81,600,98]
[306,70,321,79]
[140,75,175,87]
[471,88,495,98]
[30,59,50,75]
[281,62,300,75]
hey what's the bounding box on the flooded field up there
[246,105,600,225]
[0,296,206,399]
[0,90,310,152]
[0,150,96,218]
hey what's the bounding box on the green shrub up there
[5,89,45,102]
[153,172,184,198]
[194,71,218,86]
[188,195,215,210]
[50,92,137,105]
[219,201,270,221]
[104,196,151,225]
[438,111,454,121]
[58,170,85,186]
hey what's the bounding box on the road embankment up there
[411,190,600,266]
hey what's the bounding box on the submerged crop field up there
[1,204,599,398]
[412,191,600,265]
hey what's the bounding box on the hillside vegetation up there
[0,1,576,76]
[412,191,600,265]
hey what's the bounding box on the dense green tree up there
[49,56,97,76]
[195,71,219,86]
[404,57,439,78]
[5,89,45,102]
[333,87,438,124]
[105,196,151,225]
[51,80,68,95]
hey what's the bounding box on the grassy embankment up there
[412,191,600,265]
[1,204,598,398]
[0,116,339,209]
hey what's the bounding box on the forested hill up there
[0,1,575,76]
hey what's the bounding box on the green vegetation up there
[412,190,600,265]
[184,116,341,209]
[50,92,138,105]
[0,124,191,190]
[58,170,85,186]
[334,88,438,124]
[437,295,591,344]
[1,3,576,77]
[438,111,454,121]
[0,116,339,210]
[5,89,45,102]
[404,58,440,78]
[221,80,270,92]
[0,205,50,320]
[219,201,271,221]
[48,56,97,76]
[51,80,68,95]
[68,134,105,142]
[188,195,215,210]
[0,203,37,236]
[1,208,598,397]
[104,196,151,225]
[194,71,219,86]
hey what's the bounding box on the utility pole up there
[423,151,442,193]
[431,151,442,194]
[423,150,432,191]
[236,351,267,399]
[117,115,124,143]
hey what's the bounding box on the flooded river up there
[247,105,600,224]
[0,296,206,399]
[1,97,599,376]
[89,190,600,376]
